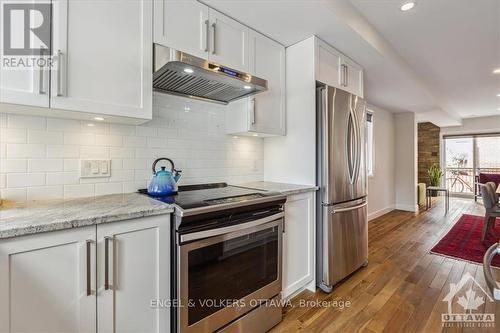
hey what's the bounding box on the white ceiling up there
[203,0,500,127]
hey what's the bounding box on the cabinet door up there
[208,9,249,72]
[248,31,286,136]
[0,227,96,333]
[315,39,342,88]
[0,0,50,108]
[282,192,315,299]
[343,57,364,98]
[50,0,152,120]
[97,215,170,333]
[154,0,209,59]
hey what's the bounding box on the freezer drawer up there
[319,199,368,291]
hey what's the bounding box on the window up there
[367,111,374,176]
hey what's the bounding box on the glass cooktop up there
[139,183,282,210]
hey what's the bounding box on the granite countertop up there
[0,193,173,239]
[236,181,318,196]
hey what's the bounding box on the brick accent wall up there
[418,122,441,184]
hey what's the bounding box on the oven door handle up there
[180,212,284,243]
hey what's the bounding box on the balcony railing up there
[445,167,500,196]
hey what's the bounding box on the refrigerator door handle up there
[332,202,367,214]
[320,87,330,204]
[346,98,356,184]
[353,99,361,183]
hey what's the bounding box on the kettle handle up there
[152,158,175,174]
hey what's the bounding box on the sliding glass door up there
[444,137,474,195]
[443,133,500,197]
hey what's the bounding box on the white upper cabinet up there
[51,0,152,120]
[0,0,50,108]
[154,1,249,73]
[341,57,364,98]
[154,0,209,59]
[315,40,342,88]
[0,0,153,124]
[248,31,285,135]
[208,9,249,72]
[315,37,364,98]
[0,226,97,333]
[225,31,285,136]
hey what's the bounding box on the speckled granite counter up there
[236,181,318,196]
[0,193,173,239]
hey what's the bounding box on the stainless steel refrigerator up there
[316,85,368,293]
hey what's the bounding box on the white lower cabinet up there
[0,215,170,333]
[282,191,315,299]
[0,226,97,333]
[97,215,170,333]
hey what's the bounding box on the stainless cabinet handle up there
[38,49,46,95]
[340,64,345,86]
[211,23,216,54]
[204,20,209,52]
[86,239,93,296]
[345,64,349,87]
[332,202,367,214]
[104,236,112,290]
[249,98,256,124]
[341,64,348,87]
[56,50,64,97]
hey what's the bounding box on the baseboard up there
[395,203,419,212]
[368,205,395,221]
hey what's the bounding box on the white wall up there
[264,37,316,185]
[367,105,396,220]
[0,93,264,201]
[394,112,418,212]
[440,115,500,136]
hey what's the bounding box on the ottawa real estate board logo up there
[442,272,495,328]
[1,1,52,69]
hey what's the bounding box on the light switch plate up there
[80,159,111,178]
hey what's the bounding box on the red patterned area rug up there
[430,214,500,267]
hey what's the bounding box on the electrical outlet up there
[80,159,111,178]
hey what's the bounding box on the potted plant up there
[428,164,443,196]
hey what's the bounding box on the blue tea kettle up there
[147,158,182,196]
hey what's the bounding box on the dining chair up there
[487,181,499,203]
[481,183,500,241]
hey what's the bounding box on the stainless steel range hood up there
[153,44,268,105]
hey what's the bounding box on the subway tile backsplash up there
[0,93,263,201]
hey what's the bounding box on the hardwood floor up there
[271,197,500,333]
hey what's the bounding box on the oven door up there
[178,217,283,333]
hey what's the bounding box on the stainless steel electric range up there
[140,183,286,333]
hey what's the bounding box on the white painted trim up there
[395,203,419,212]
[368,205,395,221]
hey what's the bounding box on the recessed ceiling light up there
[493,68,500,74]
[400,1,416,11]
[233,136,239,139]
[243,85,252,90]
[497,93,500,97]
[252,133,258,137]
[184,68,194,74]
[93,117,104,121]
[87,123,95,127]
